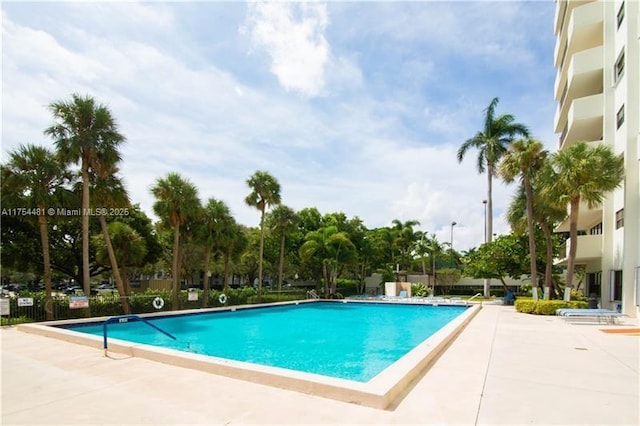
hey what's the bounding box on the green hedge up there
[515,299,588,315]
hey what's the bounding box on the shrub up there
[515,299,589,315]
[411,283,429,297]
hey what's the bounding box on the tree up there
[198,198,232,306]
[457,97,529,297]
[90,146,132,313]
[391,219,420,271]
[266,205,297,291]
[245,170,281,299]
[151,173,200,309]
[45,94,125,294]
[299,225,355,295]
[507,178,566,299]
[94,221,147,298]
[545,142,624,301]
[462,234,532,291]
[2,144,69,319]
[499,138,546,300]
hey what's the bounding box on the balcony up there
[554,1,603,68]
[555,93,603,146]
[556,234,602,265]
[554,45,603,102]
[555,199,602,233]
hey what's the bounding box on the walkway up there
[1,305,638,424]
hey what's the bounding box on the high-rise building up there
[553,0,638,317]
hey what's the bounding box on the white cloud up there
[1,1,556,253]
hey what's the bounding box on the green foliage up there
[515,299,588,315]
[462,234,531,281]
[411,283,429,297]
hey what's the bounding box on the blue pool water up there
[63,302,467,382]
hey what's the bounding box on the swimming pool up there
[18,300,481,409]
[61,302,466,382]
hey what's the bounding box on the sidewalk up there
[1,304,638,425]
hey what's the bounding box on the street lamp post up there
[482,200,489,298]
[450,221,457,267]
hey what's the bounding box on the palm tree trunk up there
[524,177,539,300]
[485,163,493,297]
[202,247,211,308]
[38,213,54,321]
[564,198,580,301]
[223,254,230,293]
[99,216,130,314]
[81,163,91,295]
[322,261,329,295]
[258,208,265,301]
[278,234,285,291]
[172,224,181,309]
[541,221,554,300]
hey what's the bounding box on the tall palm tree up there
[267,205,297,291]
[546,142,624,301]
[151,173,200,309]
[45,94,125,295]
[245,170,281,299]
[507,174,566,299]
[94,221,147,302]
[499,138,546,300]
[199,198,232,307]
[3,144,68,320]
[90,158,131,313]
[457,97,529,296]
[219,222,248,293]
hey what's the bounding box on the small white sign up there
[0,299,9,316]
[18,297,34,307]
[188,289,198,301]
[69,296,89,309]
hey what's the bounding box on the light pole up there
[450,221,457,267]
[482,200,487,243]
[482,200,489,298]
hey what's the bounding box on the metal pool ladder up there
[307,289,320,300]
[103,314,176,356]
[467,293,483,305]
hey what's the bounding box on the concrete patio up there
[2,304,638,425]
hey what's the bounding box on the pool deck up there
[2,304,639,425]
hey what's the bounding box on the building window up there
[614,50,625,83]
[617,2,625,28]
[616,209,624,229]
[610,270,623,301]
[616,105,625,129]
[587,271,602,298]
[589,223,603,235]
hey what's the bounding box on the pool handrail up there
[467,293,483,303]
[103,314,176,355]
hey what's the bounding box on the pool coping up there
[17,300,481,410]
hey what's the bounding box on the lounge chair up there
[556,308,627,324]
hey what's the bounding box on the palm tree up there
[199,198,232,307]
[219,222,248,293]
[3,144,68,320]
[267,205,297,291]
[546,142,624,301]
[391,219,420,272]
[457,97,529,296]
[94,221,147,303]
[45,94,125,295]
[507,175,566,299]
[151,173,200,309]
[499,138,546,300]
[90,158,131,313]
[245,171,281,299]
[299,225,355,295]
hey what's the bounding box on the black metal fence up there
[0,287,307,325]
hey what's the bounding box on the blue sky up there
[1,1,558,251]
